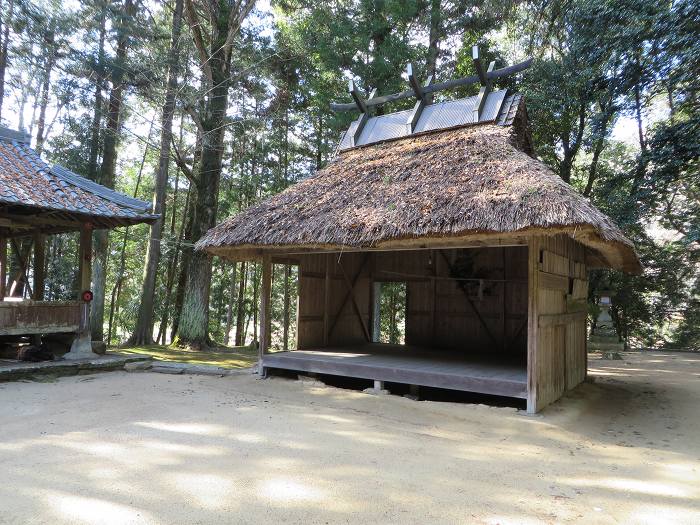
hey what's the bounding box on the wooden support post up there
[66,223,93,359]
[33,233,46,301]
[430,250,437,340]
[78,225,92,299]
[258,254,272,372]
[526,237,540,414]
[502,247,507,351]
[0,236,6,301]
[323,254,331,347]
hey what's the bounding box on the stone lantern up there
[589,290,624,359]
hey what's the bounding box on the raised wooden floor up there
[262,344,527,399]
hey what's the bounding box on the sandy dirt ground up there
[0,351,699,525]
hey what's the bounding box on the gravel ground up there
[0,351,698,525]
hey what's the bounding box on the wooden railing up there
[0,301,82,336]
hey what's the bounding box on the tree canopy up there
[0,0,697,350]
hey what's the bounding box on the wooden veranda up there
[254,238,590,413]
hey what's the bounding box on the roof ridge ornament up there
[471,47,496,121]
[405,63,433,133]
[331,49,532,114]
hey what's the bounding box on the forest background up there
[0,0,697,350]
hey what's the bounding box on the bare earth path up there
[1,351,698,524]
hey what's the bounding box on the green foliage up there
[378,282,406,345]
[1,0,697,349]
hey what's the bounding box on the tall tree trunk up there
[108,119,151,345]
[34,21,56,155]
[27,74,41,137]
[234,261,247,346]
[170,208,194,342]
[632,80,648,192]
[87,2,107,181]
[157,185,191,344]
[282,264,290,351]
[426,0,441,82]
[91,0,135,341]
[223,262,238,345]
[583,106,614,197]
[0,0,14,122]
[176,0,255,348]
[128,0,183,346]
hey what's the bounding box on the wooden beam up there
[350,112,368,147]
[259,254,272,366]
[0,236,6,301]
[348,79,367,113]
[33,233,46,301]
[371,281,381,342]
[329,57,533,112]
[0,213,79,229]
[538,312,586,328]
[0,218,33,230]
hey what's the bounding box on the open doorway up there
[371,281,407,344]
[270,263,299,352]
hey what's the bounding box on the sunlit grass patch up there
[114,345,257,369]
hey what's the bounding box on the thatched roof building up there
[198,74,641,413]
[197,97,639,274]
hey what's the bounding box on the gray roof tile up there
[0,133,156,227]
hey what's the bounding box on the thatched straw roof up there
[197,104,640,274]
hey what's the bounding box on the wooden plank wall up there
[297,252,371,348]
[0,301,81,336]
[527,235,588,413]
[296,247,529,355]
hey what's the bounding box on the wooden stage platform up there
[261,344,527,399]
